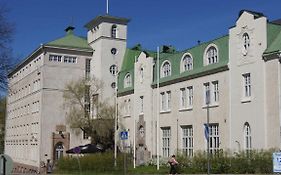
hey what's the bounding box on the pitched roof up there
[45,26,92,51]
[264,23,281,55]
[238,10,265,19]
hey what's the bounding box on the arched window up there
[205,46,218,65]
[242,33,250,55]
[181,54,193,72]
[124,73,132,88]
[111,25,117,38]
[161,61,171,78]
[109,65,118,75]
[243,122,252,152]
[54,142,64,161]
[140,67,144,82]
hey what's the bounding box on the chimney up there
[65,26,75,35]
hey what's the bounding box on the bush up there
[55,149,277,174]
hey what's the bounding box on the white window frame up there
[208,124,220,155]
[182,126,193,157]
[204,83,210,105]
[140,96,144,114]
[161,61,171,78]
[204,44,219,65]
[212,81,219,103]
[111,25,117,38]
[242,33,250,55]
[181,53,193,72]
[242,73,251,101]
[162,127,171,157]
[124,73,132,88]
[244,122,252,152]
[180,86,193,110]
[160,91,171,112]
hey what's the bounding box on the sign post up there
[120,131,128,175]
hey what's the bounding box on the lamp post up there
[206,89,210,175]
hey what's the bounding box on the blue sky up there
[2,0,281,60]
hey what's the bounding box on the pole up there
[106,0,109,14]
[156,47,160,170]
[206,89,210,175]
[133,56,137,168]
[114,68,118,167]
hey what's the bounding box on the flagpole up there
[156,47,160,170]
[114,62,118,167]
[106,0,109,14]
[133,56,137,168]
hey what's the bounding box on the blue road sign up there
[120,131,128,140]
[273,152,281,173]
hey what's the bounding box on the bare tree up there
[63,77,115,149]
[0,4,14,90]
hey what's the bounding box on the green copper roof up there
[118,35,229,95]
[264,23,281,55]
[45,26,92,51]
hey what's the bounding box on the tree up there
[0,96,6,153]
[63,77,116,149]
[0,4,14,90]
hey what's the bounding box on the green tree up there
[0,96,6,153]
[63,77,115,149]
[0,4,14,90]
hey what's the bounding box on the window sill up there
[241,97,251,103]
[160,110,171,114]
[123,115,131,118]
[202,103,219,109]
[179,107,193,112]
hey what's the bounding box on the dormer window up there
[111,25,117,38]
[242,33,250,56]
[205,45,218,65]
[181,54,193,72]
[124,73,132,88]
[161,61,171,78]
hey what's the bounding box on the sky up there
[2,0,281,60]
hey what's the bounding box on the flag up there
[204,123,209,141]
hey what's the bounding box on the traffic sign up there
[120,131,128,140]
[273,152,281,172]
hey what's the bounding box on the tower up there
[85,15,130,103]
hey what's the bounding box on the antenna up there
[106,0,109,15]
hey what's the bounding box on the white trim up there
[203,43,219,66]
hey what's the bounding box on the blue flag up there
[204,124,209,141]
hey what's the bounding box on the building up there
[117,10,281,164]
[4,9,281,172]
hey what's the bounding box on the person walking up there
[168,155,178,175]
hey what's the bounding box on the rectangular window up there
[85,59,91,79]
[167,91,171,110]
[209,124,219,155]
[83,130,90,140]
[140,96,144,114]
[162,127,171,157]
[187,86,193,106]
[160,91,171,112]
[243,73,251,97]
[212,81,219,102]
[64,56,77,63]
[49,55,62,62]
[160,92,165,111]
[182,126,193,157]
[180,88,187,109]
[204,83,210,105]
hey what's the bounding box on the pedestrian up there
[46,159,52,174]
[168,155,178,175]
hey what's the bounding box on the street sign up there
[273,152,281,173]
[120,131,128,140]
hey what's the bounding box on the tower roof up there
[84,15,130,30]
[45,26,92,51]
